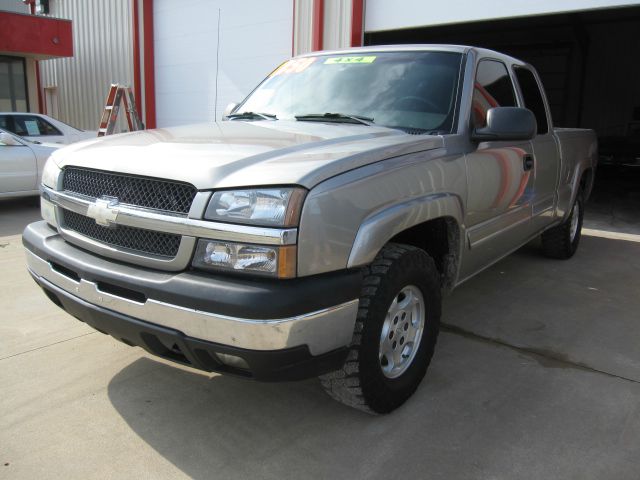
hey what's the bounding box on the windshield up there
[0,128,27,145]
[237,51,464,133]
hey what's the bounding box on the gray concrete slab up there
[1,192,640,479]
[0,198,41,238]
[3,328,640,479]
[584,166,640,235]
[443,233,640,383]
[0,234,94,360]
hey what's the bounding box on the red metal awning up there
[0,11,73,59]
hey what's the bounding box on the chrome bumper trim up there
[26,249,358,355]
[41,186,297,246]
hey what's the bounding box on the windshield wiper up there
[227,111,277,121]
[295,113,374,126]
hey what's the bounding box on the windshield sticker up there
[324,56,376,65]
[270,57,316,76]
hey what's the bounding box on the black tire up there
[541,190,584,259]
[319,243,441,414]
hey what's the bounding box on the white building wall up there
[293,0,358,56]
[154,0,293,127]
[38,0,134,131]
[365,0,640,32]
[0,0,29,13]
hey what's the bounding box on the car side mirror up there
[0,132,22,146]
[222,102,238,120]
[472,107,536,142]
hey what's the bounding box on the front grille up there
[62,210,181,258]
[62,167,197,214]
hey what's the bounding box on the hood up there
[50,121,444,189]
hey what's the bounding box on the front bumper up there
[23,221,361,380]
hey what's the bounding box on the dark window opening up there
[514,66,549,135]
[472,60,516,127]
[0,56,29,112]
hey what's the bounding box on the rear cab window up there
[513,66,549,135]
[472,59,517,128]
[0,115,10,130]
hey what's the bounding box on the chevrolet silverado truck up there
[23,45,597,414]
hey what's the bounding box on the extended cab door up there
[461,59,536,279]
[513,66,561,232]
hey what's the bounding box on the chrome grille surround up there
[42,180,297,272]
[52,168,202,270]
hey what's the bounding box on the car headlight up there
[204,188,306,227]
[41,158,61,189]
[192,240,296,278]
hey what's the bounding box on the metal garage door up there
[153,0,293,127]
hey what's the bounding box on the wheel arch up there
[579,167,595,200]
[347,193,463,291]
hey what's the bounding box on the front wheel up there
[320,243,441,414]
[541,190,584,259]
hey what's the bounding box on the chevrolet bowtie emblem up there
[86,197,119,227]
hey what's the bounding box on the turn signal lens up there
[192,240,296,278]
[40,198,58,228]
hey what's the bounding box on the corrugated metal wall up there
[154,0,293,127]
[322,0,352,51]
[293,0,313,55]
[293,0,354,55]
[39,0,134,131]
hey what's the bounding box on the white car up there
[0,112,96,145]
[0,128,61,199]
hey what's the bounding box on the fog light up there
[192,240,296,278]
[41,198,57,228]
[216,353,250,370]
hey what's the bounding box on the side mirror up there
[0,132,22,146]
[472,107,536,142]
[222,102,238,120]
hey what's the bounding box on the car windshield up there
[0,128,29,145]
[236,51,464,133]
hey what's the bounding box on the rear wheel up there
[319,243,441,414]
[541,190,584,259]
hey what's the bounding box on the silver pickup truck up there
[23,45,597,413]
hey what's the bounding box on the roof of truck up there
[297,44,524,65]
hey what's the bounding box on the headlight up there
[192,240,296,278]
[41,158,61,189]
[204,188,306,227]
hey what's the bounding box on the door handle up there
[523,154,534,171]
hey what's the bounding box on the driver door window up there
[472,60,517,127]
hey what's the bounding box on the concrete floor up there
[1,173,639,479]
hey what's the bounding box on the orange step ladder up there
[97,84,143,136]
